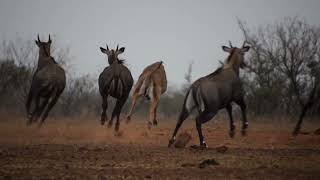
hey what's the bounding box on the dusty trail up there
[0,117,320,179]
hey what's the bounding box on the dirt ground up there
[0,116,320,179]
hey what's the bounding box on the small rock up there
[97,175,108,180]
[273,164,280,169]
[174,132,192,148]
[181,163,195,167]
[189,145,206,150]
[256,165,267,170]
[314,128,320,135]
[101,163,111,167]
[1,176,12,180]
[299,131,310,135]
[198,159,219,169]
[78,146,88,151]
[216,146,228,153]
[145,175,151,179]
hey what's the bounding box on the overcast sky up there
[0,0,319,86]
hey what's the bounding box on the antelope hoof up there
[200,143,208,149]
[115,123,120,132]
[147,121,152,129]
[241,129,247,136]
[153,120,158,126]
[37,122,44,128]
[145,95,151,100]
[229,130,235,138]
[107,121,113,128]
[243,123,249,129]
[26,120,32,126]
[126,116,131,124]
[168,139,175,147]
[26,114,33,126]
[292,127,300,136]
[101,118,107,126]
[100,115,107,125]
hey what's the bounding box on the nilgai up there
[26,35,66,126]
[168,41,250,148]
[126,61,167,128]
[99,44,133,131]
[293,60,320,135]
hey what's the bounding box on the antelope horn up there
[229,40,233,48]
[116,44,119,51]
[37,34,41,42]
[106,44,109,51]
[48,34,51,43]
[242,40,248,47]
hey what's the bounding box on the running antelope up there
[99,44,133,131]
[168,41,250,148]
[293,60,320,135]
[126,61,167,128]
[26,35,66,126]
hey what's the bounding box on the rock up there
[78,146,88,151]
[97,175,108,180]
[299,131,310,135]
[314,128,320,135]
[1,176,12,180]
[101,163,111,167]
[145,175,151,179]
[256,165,267,170]
[174,132,192,148]
[216,146,228,153]
[181,163,195,167]
[189,145,207,150]
[198,159,219,169]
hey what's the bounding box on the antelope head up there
[35,34,52,57]
[100,44,125,65]
[222,40,250,69]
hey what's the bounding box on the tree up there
[238,17,320,117]
[182,61,194,93]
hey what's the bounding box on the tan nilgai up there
[126,61,167,128]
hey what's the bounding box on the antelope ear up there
[222,46,231,52]
[118,47,125,54]
[48,34,52,44]
[100,47,108,54]
[241,46,250,53]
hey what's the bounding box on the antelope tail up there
[177,88,195,121]
[108,76,124,97]
[137,61,163,97]
[182,85,205,117]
